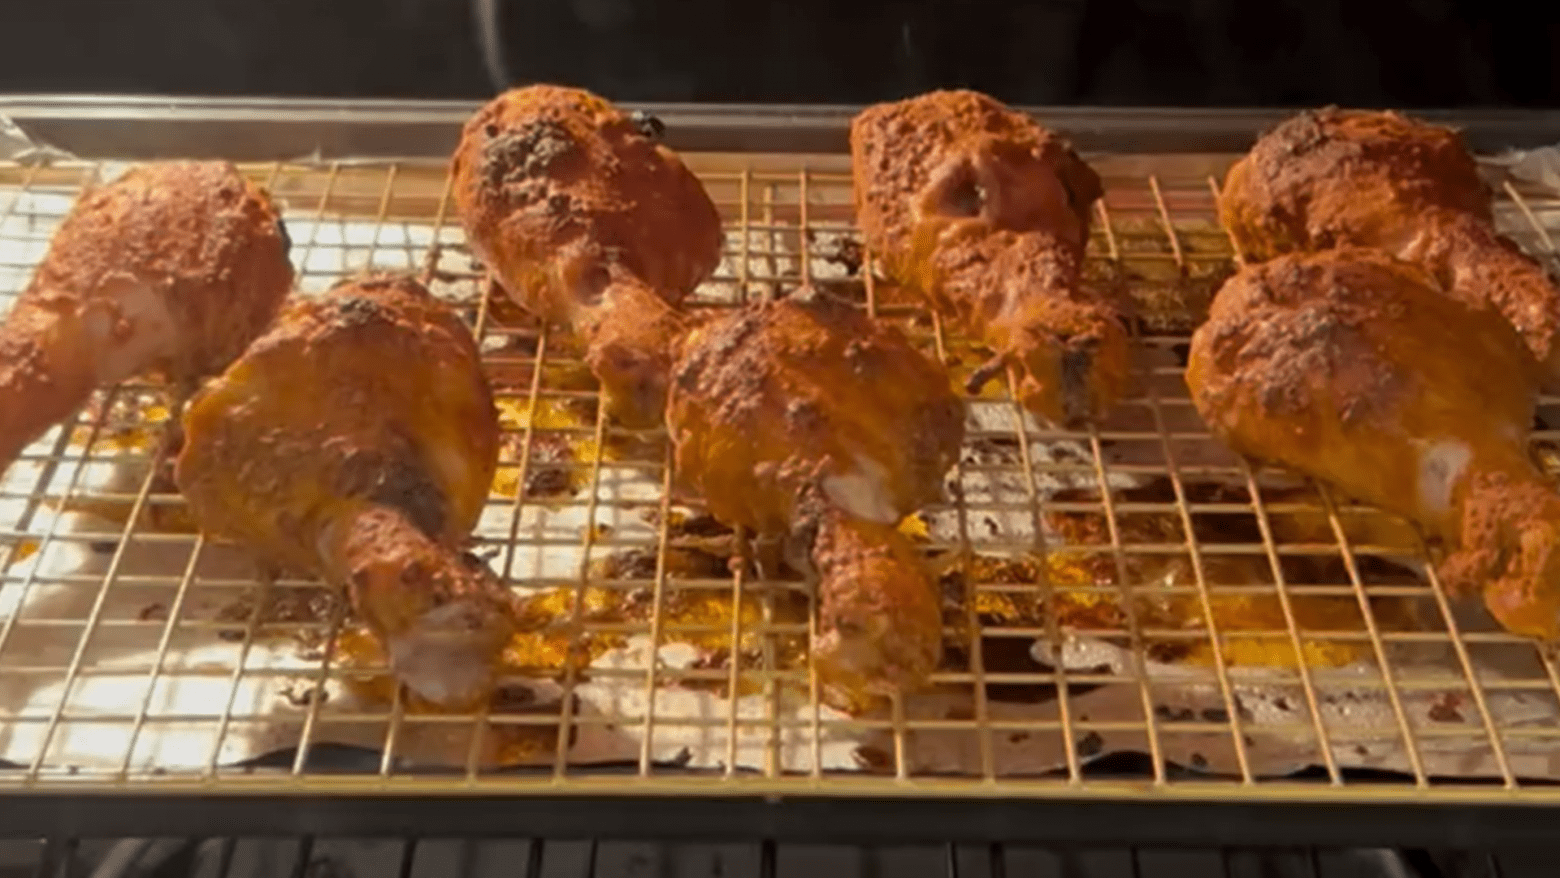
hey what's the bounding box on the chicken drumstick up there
[452,84,724,428]
[0,161,293,474]
[175,275,517,707]
[669,288,965,697]
[1219,108,1560,389]
[1186,248,1560,641]
[851,89,1131,427]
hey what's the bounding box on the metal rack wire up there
[2,143,1560,814]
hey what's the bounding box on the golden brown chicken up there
[175,274,518,708]
[0,161,293,473]
[451,84,724,428]
[1219,108,1560,389]
[1186,248,1560,641]
[668,288,966,698]
[851,89,1131,427]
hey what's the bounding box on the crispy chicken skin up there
[175,274,517,707]
[0,161,293,473]
[1186,249,1560,640]
[668,288,965,696]
[1220,108,1560,389]
[851,90,1131,427]
[451,84,724,428]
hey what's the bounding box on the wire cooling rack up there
[2,142,1560,818]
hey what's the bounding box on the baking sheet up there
[3,130,1560,786]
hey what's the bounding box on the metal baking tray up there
[2,97,1560,846]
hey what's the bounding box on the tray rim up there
[2,94,1559,160]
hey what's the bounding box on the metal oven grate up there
[9,836,1541,878]
[2,142,1560,815]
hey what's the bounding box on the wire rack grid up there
[1,150,1560,803]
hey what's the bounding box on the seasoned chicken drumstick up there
[669,288,965,697]
[452,84,724,428]
[175,275,518,707]
[1220,108,1560,389]
[0,161,293,473]
[1186,249,1560,641]
[851,90,1131,427]
[457,85,964,698]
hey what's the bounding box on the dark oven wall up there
[0,0,1553,107]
